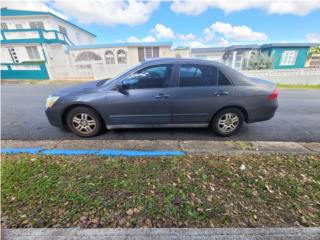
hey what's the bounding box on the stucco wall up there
[1,44,46,63]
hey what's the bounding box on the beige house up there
[63,42,173,79]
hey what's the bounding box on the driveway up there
[1,84,320,142]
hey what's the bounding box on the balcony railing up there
[0,29,74,45]
[1,63,49,80]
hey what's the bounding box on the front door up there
[105,64,174,126]
[171,63,235,125]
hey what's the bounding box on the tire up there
[211,108,244,137]
[66,106,103,137]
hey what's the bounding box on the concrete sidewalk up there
[2,140,320,155]
[3,228,320,240]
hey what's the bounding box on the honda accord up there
[45,58,278,137]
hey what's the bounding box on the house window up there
[58,25,68,36]
[117,49,127,64]
[26,46,40,60]
[75,51,102,62]
[145,47,152,59]
[1,22,8,30]
[137,47,160,62]
[138,48,145,62]
[105,50,115,64]
[280,50,298,66]
[29,21,44,29]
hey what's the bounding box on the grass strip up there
[277,84,320,89]
[1,153,319,228]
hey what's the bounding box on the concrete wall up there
[242,68,320,85]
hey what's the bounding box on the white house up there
[1,7,96,80]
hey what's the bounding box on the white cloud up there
[151,24,175,39]
[306,33,320,43]
[2,0,160,26]
[207,22,268,41]
[203,27,215,42]
[126,35,156,42]
[53,0,160,26]
[2,0,67,19]
[171,0,320,16]
[217,37,229,46]
[151,24,196,41]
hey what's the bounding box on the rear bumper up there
[246,100,278,123]
[45,107,64,128]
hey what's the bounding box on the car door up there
[171,63,235,125]
[105,64,174,126]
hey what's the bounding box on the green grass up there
[1,154,320,228]
[277,84,320,89]
[234,141,254,150]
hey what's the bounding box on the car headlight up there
[46,95,60,109]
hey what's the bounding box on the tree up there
[309,45,320,55]
[247,52,274,70]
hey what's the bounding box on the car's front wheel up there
[66,106,103,137]
[211,108,244,136]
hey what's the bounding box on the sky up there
[2,0,320,47]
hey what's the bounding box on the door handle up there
[213,91,229,96]
[155,93,171,99]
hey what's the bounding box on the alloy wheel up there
[217,113,239,133]
[72,113,97,134]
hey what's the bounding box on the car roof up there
[141,57,227,67]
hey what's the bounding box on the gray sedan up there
[45,58,278,137]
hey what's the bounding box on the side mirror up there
[116,83,129,95]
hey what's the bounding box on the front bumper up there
[45,107,64,128]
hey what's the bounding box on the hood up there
[52,80,101,97]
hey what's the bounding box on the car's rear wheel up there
[66,106,103,137]
[211,108,244,136]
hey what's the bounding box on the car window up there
[218,71,232,86]
[123,64,173,89]
[179,64,218,87]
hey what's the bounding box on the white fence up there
[48,63,129,81]
[48,63,320,85]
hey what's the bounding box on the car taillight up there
[268,88,278,100]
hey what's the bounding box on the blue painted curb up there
[0,148,44,154]
[1,148,185,157]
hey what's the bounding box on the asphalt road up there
[1,84,320,142]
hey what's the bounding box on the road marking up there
[1,148,185,157]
